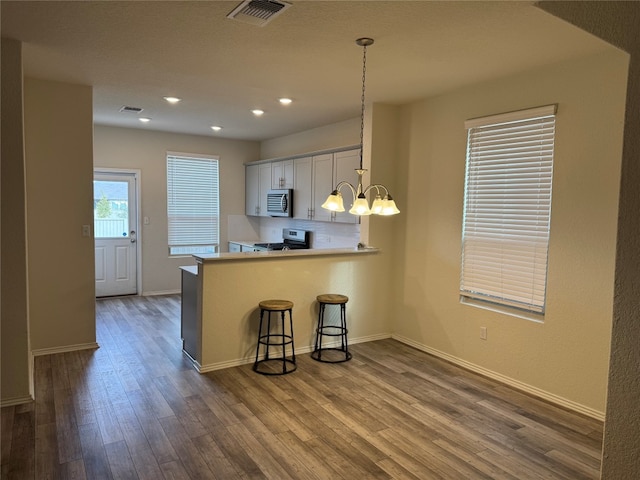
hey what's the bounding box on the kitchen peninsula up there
[180,247,390,373]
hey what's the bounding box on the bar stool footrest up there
[253,358,297,375]
[310,348,352,363]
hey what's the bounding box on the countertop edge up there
[194,247,380,263]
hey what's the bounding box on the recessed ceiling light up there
[138,117,151,123]
[211,125,222,132]
[252,109,265,117]
[163,96,181,104]
[279,98,292,105]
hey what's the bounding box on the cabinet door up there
[245,165,259,216]
[272,160,294,189]
[312,154,334,222]
[333,149,361,224]
[258,163,272,217]
[293,157,312,219]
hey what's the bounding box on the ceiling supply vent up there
[119,105,144,114]
[227,0,291,27]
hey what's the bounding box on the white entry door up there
[94,171,138,297]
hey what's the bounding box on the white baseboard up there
[1,395,34,408]
[31,342,100,357]
[194,333,392,373]
[392,334,605,421]
[142,290,180,296]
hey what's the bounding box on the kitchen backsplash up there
[228,215,360,249]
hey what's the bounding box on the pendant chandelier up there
[321,37,400,216]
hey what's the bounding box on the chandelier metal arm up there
[333,181,358,198]
[362,184,390,197]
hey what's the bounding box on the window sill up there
[460,296,544,324]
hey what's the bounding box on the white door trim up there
[94,167,142,296]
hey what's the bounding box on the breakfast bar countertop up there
[193,246,379,263]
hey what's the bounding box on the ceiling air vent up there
[119,105,143,114]
[227,0,291,27]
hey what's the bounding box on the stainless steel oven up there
[254,229,310,251]
[266,189,292,217]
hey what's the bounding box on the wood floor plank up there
[104,440,138,480]
[35,423,63,480]
[128,447,164,480]
[1,295,605,479]
[62,458,87,479]
[4,408,36,480]
[191,433,243,480]
[78,422,113,480]
[1,406,15,466]
[157,460,191,480]
[34,355,56,426]
[153,376,207,439]
[158,415,215,479]
[132,415,178,466]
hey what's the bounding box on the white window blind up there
[460,105,556,314]
[167,153,219,255]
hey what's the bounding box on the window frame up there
[166,152,220,257]
[460,105,557,316]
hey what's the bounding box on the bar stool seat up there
[253,299,296,375]
[311,294,352,363]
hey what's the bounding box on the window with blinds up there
[460,105,557,314]
[167,153,219,256]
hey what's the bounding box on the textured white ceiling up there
[1,1,612,141]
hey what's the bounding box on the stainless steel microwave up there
[266,189,293,217]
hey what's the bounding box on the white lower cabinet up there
[229,242,258,252]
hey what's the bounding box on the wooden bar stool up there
[311,294,352,363]
[253,299,296,375]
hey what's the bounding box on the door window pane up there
[94,180,130,239]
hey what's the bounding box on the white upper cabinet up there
[332,149,360,224]
[311,153,334,223]
[245,163,272,216]
[271,159,294,189]
[293,156,312,220]
[245,164,259,216]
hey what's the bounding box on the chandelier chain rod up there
[359,42,367,171]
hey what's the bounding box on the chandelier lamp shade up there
[321,37,400,217]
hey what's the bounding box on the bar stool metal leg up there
[311,294,351,363]
[253,300,296,375]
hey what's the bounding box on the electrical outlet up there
[480,327,487,340]
[82,224,91,237]
[144,216,150,225]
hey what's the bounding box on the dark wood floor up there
[2,295,603,479]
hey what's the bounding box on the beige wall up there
[260,117,360,159]
[392,51,628,416]
[535,2,640,477]
[24,78,96,352]
[93,125,259,294]
[1,38,31,404]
